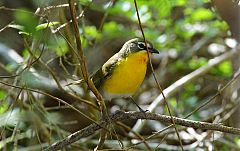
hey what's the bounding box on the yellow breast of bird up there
[102,51,150,96]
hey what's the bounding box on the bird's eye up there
[138,43,145,49]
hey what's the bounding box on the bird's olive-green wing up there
[92,54,120,89]
[91,68,105,89]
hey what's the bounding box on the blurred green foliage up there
[48,37,69,56]
[0,0,237,150]
[0,90,8,114]
[14,8,38,35]
[212,61,233,77]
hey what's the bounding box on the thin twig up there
[132,0,184,150]
[68,0,108,149]
[0,42,99,109]
[0,81,97,125]
[68,0,107,114]
[52,1,94,34]
[116,122,152,151]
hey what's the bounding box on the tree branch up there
[44,110,240,151]
[131,46,240,133]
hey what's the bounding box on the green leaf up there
[234,137,240,147]
[157,0,172,17]
[0,90,8,114]
[85,26,101,39]
[22,48,30,59]
[0,102,8,114]
[56,41,68,56]
[48,37,68,56]
[36,22,59,31]
[103,21,129,38]
[14,8,38,34]
[174,0,187,6]
[218,61,233,77]
[189,57,207,69]
[191,8,213,21]
[0,90,7,100]
[169,98,177,108]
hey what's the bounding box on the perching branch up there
[132,46,240,133]
[44,110,240,151]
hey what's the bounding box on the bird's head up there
[120,38,159,56]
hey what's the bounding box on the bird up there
[92,38,159,109]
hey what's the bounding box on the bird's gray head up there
[120,38,159,55]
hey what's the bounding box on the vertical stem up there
[68,0,108,149]
[133,0,184,150]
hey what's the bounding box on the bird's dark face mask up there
[129,40,159,54]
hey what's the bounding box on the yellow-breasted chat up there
[92,38,159,100]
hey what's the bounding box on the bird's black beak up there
[149,48,159,54]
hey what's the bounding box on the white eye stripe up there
[138,42,145,45]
